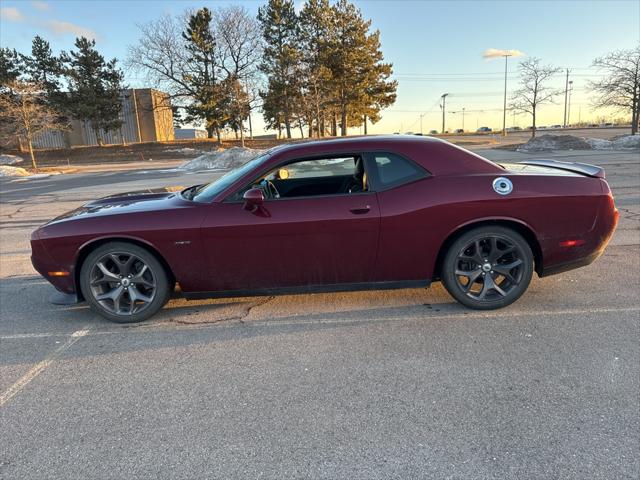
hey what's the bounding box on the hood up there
[48,186,186,224]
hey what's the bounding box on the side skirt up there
[183,279,431,300]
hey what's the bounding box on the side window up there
[231,155,369,200]
[373,152,426,188]
[281,157,357,179]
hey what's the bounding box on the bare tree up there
[590,46,640,134]
[215,6,262,146]
[126,14,192,103]
[510,58,561,137]
[127,8,262,144]
[0,80,68,170]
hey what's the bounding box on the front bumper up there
[30,238,76,294]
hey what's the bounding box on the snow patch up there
[179,147,262,171]
[166,147,205,155]
[590,135,640,150]
[517,135,591,152]
[518,134,640,152]
[0,154,24,165]
[614,135,640,149]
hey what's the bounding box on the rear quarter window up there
[372,152,427,188]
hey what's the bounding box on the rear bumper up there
[540,249,603,277]
[540,195,618,277]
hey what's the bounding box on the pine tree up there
[257,0,302,139]
[22,36,63,94]
[299,0,334,137]
[62,37,124,145]
[0,48,22,86]
[181,7,227,142]
[327,0,397,136]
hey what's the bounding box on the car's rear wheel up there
[441,226,533,309]
[80,242,171,323]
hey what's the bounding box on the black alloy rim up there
[454,235,524,301]
[89,252,157,315]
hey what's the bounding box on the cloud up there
[31,1,49,11]
[483,48,525,59]
[45,19,98,39]
[0,7,25,22]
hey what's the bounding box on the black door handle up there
[350,206,371,215]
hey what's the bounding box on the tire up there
[79,242,171,323]
[441,226,533,310]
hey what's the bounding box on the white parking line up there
[0,326,90,407]
[1,306,639,341]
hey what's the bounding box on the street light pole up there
[420,113,425,135]
[441,93,449,134]
[567,80,573,127]
[502,54,512,136]
[563,69,570,127]
[462,107,465,131]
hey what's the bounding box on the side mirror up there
[243,188,264,212]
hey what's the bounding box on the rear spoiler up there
[520,159,605,178]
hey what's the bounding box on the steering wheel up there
[266,180,280,199]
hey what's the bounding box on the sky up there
[1,0,639,136]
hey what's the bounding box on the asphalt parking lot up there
[1,147,639,479]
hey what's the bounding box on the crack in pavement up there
[170,296,276,325]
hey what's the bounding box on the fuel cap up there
[492,177,513,195]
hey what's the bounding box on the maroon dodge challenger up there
[31,136,618,323]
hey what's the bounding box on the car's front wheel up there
[80,242,171,323]
[441,226,534,309]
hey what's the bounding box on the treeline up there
[0,36,125,166]
[0,0,397,150]
[127,0,397,141]
[0,36,125,137]
[257,0,396,138]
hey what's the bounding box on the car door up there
[199,155,380,293]
[365,151,432,283]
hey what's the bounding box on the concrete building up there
[174,128,208,140]
[32,88,174,149]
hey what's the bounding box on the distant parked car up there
[538,126,547,130]
[550,125,562,129]
[599,123,613,127]
[429,130,438,135]
[477,127,492,133]
[526,126,534,131]
[588,124,599,127]
[454,129,464,134]
[505,127,522,132]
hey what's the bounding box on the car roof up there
[262,134,502,177]
[268,134,445,155]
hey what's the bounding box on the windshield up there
[189,151,273,203]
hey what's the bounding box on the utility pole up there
[563,69,570,128]
[502,54,512,136]
[462,107,465,131]
[567,80,573,127]
[420,113,426,135]
[441,93,449,134]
